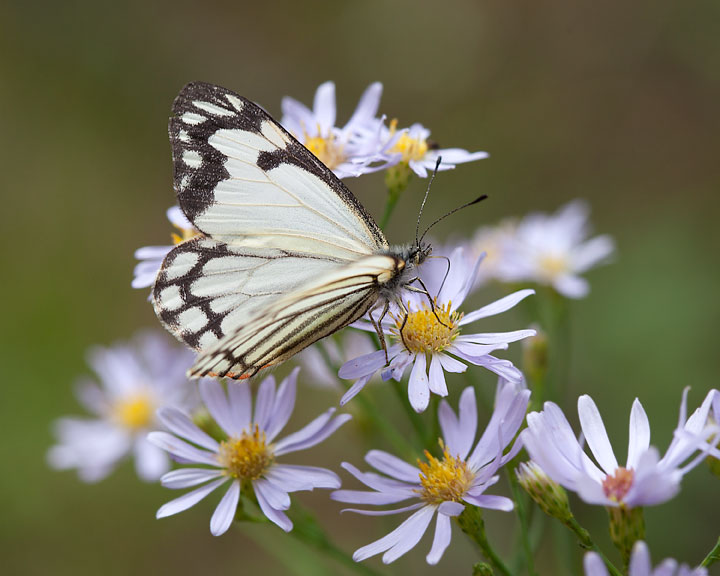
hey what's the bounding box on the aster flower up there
[332,382,529,565]
[495,200,614,298]
[280,81,390,178]
[297,331,378,389]
[521,390,715,510]
[378,121,488,178]
[132,206,199,289]
[148,368,350,536]
[339,247,536,412]
[47,331,198,482]
[584,541,707,576]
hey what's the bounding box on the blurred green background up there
[2,0,719,574]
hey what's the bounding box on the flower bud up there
[516,461,571,522]
[607,505,645,567]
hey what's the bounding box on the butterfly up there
[152,82,435,380]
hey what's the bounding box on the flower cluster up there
[48,80,720,575]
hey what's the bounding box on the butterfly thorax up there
[376,242,432,302]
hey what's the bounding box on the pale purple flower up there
[332,382,529,565]
[47,331,199,482]
[378,122,488,177]
[584,541,707,576]
[149,368,350,536]
[339,247,535,412]
[495,200,614,298]
[522,390,715,508]
[132,206,198,289]
[672,389,720,461]
[281,81,391,178]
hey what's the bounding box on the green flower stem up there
[701,536,720,568]
[562,516,623,576]
[507,470,538,576]
[380,162,412,229]
[457,506,513,576]
[288,504,386,576]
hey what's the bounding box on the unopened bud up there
[607,505,645,567]
[516,461,571,522]
[472,562,493,576]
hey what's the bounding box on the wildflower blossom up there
[584,541,707,576]
[339,247,535,412]
[495,200,614,298]
[380,121,488,178]
[281,81,389,177]
[332,382,530,564]
[149,368,350,536]
[521,391,714,509]
[47,332,198,482]
[132,206,199,289]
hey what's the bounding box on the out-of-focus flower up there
[339,247,535,412]
[281,81,390,178]
[332,382,529,565]
[584,541,707,576]
[47,332,199,482]
[521,391,714,509]
[467,219,518,287]
[494,200,614,298]
[297,331,378,389]
[380,121,488,178]
[133,206,199,289]
[149,368,350,536]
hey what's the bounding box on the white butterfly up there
[152,82,434,380]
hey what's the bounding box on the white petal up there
[382,505,437,564]
[147,431,219,466]
[274,410,351,455]
[253,375,276,431]
[365,450,421,483]
[227,381,251,434]
[265,367,298,441]
[583,552,610,576]
[554,275,589,299]
[460,289,535,324]
[156,407,219,452]
[628,541,652,575]
[266,464,341,491]
[339,375,372,405]
[254,478,291,510]
[156,477,227,518]
[426,513,452,565]
[427,355,448,396]
[255,484,293,532]
[627,398,651,469]
[161,468,224,489]
[133,437,169,481]
[437,353,467,373]
[313,81,336,131]
[578,395,619,474]
[210,480,240,536]
[408,355,430,413]
[199,380,237,437]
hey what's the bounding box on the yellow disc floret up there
[303,126,346,169]
[418,442,474,504]
[217,426,274,480]
[388,119,429,162]
[538,254,569,279]
[171,224,199,245]
[112,393,155,431]
[392,299,462,354]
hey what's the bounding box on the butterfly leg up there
[395,299,411,351]
[404,277,451,329]
[368,305,390,365]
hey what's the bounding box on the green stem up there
[457,506,513,576]
[380,162,412,229]
[701,536,720,568]
[507,470,538,576]
[562,516,623,576]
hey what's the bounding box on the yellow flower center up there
[171,224,198,245]
[538,254,569,279]
[602,467,634,502]
[112,393,154,430]
[418,443,474,504]
[387,119,428,162]
[303,127,346,169]
[217,426,274,480]
[392,299,462,354]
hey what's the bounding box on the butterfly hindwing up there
[189,255,403,379]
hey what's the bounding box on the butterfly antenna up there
[419,194,488,245]
[415,156,443,246]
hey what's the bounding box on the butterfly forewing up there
[153,82,399,371]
